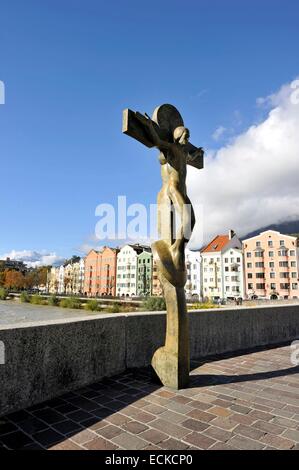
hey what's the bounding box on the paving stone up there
[234,423,265,440]
[67,410,93,423]
[50,440,82,450]
[143,404,166,415]
[253,419,285,435]
[203,425,232,442]
[33,429,64,447]
[0,420,18,436]
[140,429,168,445]
[166,401,194,415]
[52,419,83,435]
[105,413,132,425]
[170,395,192,405]
[18,416,49,434]
[133,411,156,423]
[187,409,215,422]
[270,416,298,429]
[112,432,148,450]
[122,421,148,434]
[282,429,299,442]
[230,404,251,414]
[181,418,209,432]
[150,418,190,439]
[209,442,238,450]
[70,429,96,444]
[209,416,239,431]
[6,410,31,423]
[84,436,119,450]
[249,410,274,421]
[161,437,190,450]
[159,410,187,424]
[55,403,79,414]
[96,424,123,439]
[188,400,212,411]
[260,433,295,450]
[0,430,34,449]
[184,432,216,449]
[228,434,265,450]
[230,413,256,426]
[209,406,232,417]
[33,408,65,425]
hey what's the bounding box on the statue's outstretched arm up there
[135,112,172,153]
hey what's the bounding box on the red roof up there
[201,235,230,253]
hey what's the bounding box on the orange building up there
[243,230,299,300]
[84,247,118,297]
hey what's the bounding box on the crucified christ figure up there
[123,104,204,389]
[140,114,203,274]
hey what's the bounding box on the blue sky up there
[0,0,299,261]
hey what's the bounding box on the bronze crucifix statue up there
[123,104,204,389]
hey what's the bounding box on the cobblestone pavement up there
[1,344,299,450]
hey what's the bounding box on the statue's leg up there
[151,270,189,389]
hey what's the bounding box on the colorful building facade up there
[243,230,299,300]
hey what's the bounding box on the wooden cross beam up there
[122,105,204,170]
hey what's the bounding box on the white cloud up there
[0,250,65,268]
[212,125,227,141]
[187,77,299,247]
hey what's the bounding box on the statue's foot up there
[152,346,189,390]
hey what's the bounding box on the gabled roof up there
[201,235,230,253]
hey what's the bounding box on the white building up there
[201,230,244,301]
[58,265,65,294]
[64,258,85,295]
[185,249,201,299]
[116,244,150,297]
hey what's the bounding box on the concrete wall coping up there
[1,302,299,330]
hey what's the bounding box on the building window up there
[256,273,265,278]
[256,283,265,289]
[269,262,275,268]
[292,283,298,290]
[292,272,297,278]
[270,272,275,278]
[268,251,274,257]
[280,283,290,290]
[279,250,288,256]
[247,252,252,258]
[237,257,241,262]
[255,262,264,268]
[256,241,261,247]
[280,272,289,278]
[268,240,273,247]
[279,261,288,267]
[290,250,295,256]
[291,261,296,267]
[248,283,253,289]
[247,263,252,268]
[270,283,276,290]
[248,273,253,278]
[279,240,285,246]
[255,251,263,257]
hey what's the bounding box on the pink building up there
[84,247,118,297]
[243,230,299,300]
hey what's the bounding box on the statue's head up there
[173,126,190,145]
